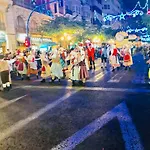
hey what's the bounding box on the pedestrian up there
[109,44,121,72]
[27,50,39,80]
[123,47,133,70]
[50,49,63,83]
[0,55,11,91]
[70,48,80,86]
[79,47,89,86]
[16,52,27,80]
[40,52,51,83]
[87,44,95,71]
[35,50,42,70]
[101,44,108,69]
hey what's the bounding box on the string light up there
[103,10,144,22]
[126,27,148,34]
[141,36,150,42]
[103,0,149,22]
[131,0,149,12]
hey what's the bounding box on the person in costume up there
[70,48,80,86]
[87,44,95,71]
[123,47,133,70]
[0,55,11,91]
[27,50,39,80]
[16,53,27,80]
[59,48,67,78]
[109,44,121,72]
[78,47,89,86]
[50,49,63,83]
[78,43,89,71]
[40,52,51,83]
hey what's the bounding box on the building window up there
[16,16,26,33]
[72,6,76,12]
[103,4,110,9]
[54,3,57,13]
[76,6,79,14]
[79,7,81,14]
[105,21,110,25]
[59,0,63,7]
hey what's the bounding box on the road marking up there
[0,90,78,142]
[0,95,27,109]
[94,72,105,82]
[51,101,143,150]
[18,85,150,93]
[83,87,150,93]
[107,69,125,83]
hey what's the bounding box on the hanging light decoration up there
[103,10,144,22]
[126,26,148,34]
[103,0,149,22]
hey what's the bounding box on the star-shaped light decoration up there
[119,13,126,20]
[135,28,139,33]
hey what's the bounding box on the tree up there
[38,17,113,47]
[142,14,150,33]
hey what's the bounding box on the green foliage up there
[142,14,150,33]
[38,17,115,45]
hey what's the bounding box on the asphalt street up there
[0,52,150,150]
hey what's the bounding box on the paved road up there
[0,53,150,150]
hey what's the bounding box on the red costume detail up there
[112,48,118,56]
[87,47,95,61]
[124,53,130,62]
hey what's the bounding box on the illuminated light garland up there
[141,37,150,42]
[103,10,144,22]
[140,35,150,42]
[126,27,148,33]
[103,0,149,22]
[131,0,149,12]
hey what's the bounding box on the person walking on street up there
[101,44,108,69]
[123,47,133,70]
[0,55,11,91]
[87,44,95,71]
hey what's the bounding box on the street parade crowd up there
[0,42,134,92]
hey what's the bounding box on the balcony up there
[0,22,5,31]
[13,0,34,10]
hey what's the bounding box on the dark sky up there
[123,0,149,10]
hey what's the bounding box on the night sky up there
[123,0,149,10]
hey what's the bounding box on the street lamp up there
[67,35,72,41]
[60,33,72,48]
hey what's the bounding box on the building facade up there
[0,0,105,53]
[0,0,66,53]
[65,0,103,24]
[102,0,121,15]
[102,0,122,29]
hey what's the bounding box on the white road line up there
[94,69,112,82]
[107,69,124,83]
[51,101,143,150]
[21,85,150,93]
[0,90,78,142]
[83,87,150,93]
[0,95,27,109]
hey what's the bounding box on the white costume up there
[51,50,63,79]
[70,50,80,81]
